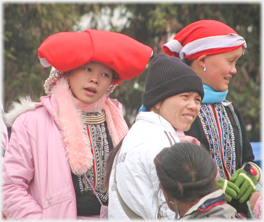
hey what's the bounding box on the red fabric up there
[2,212,6,220]
[38,29,152,81]
[162,47,179,58]
[163,20,246,61]
[174,20,237,46]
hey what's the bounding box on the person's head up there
[67,61,114,104]
[142,53,204,131]
[162,20,247,92]
[39,29,153,104]
[154,142,217,217]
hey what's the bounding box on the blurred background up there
[2,3,261,153]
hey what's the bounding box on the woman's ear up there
[197,55,207,69]
[154,102,161,111]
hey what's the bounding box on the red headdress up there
[38,29,153,93]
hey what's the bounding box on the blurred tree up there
[3,3,260,141]
[4,3,82,108]
[117,3,260,141]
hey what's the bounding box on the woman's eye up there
[84,67,91,71]
[196,98,202,103]
[102,73,110,77]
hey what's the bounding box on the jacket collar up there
[183,189,226,217]
[135,111,200,144]
[136,111,177,134]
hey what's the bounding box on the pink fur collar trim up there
[52,78,128,176]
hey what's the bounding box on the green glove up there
[215,177,240,202]
[230,162,260,203]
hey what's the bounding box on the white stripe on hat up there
[39,57,51,67]
[164,34,247,60]
[163,39,182,55]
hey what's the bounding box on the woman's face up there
[69,61,113,104]
[201,47,243,92]
[155,92,201,131]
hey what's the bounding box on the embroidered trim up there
[197,193,226,212]
[78,119,109,203]
[227,103,243,165]
[81,111,106,125]
[198,103,236,180]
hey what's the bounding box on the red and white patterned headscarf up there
[163,20,247,61]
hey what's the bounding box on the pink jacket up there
[2,88,127,219]
[2,95,78,219]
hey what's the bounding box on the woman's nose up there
[230,66,237,75]
[187,99,200,111]
[187,99,196,108]
[89,73,99,84]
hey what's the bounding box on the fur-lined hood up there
[4,96,41,127]
[4,78,128,176]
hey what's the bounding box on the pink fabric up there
[176,130,200,145]
[104,99,128,147]
[253,195,262,219]
[2,95,77,219]
[108,98,123,113]
[52,78,128,175]
[52,78,94,176]
[2,78,128,219]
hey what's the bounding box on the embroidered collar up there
[183,190,226,217]
[81,111,106,125]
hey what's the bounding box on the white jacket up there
[108,111,180,220]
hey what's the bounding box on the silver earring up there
[169,201,179,219]
[106,84,117,95]
[203,65,206,72]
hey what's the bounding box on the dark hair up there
[182,58,193,67]
[154,143,217,204]
[112,70,121,83]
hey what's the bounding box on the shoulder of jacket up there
[4,96,43,127]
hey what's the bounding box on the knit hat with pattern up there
[142,53,204,109]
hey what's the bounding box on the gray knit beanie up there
[142,53,204,109]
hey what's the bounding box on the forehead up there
[207,46,243,60]
[84,61,112,70]
[219,47,243,59]
[174,91,201,97]
[225,47,243,57]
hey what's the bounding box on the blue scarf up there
[202,85,228,104]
